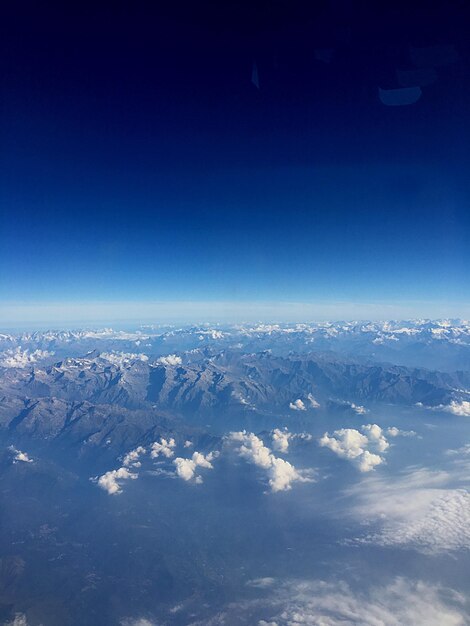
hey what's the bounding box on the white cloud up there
[289,399,306,411]
[0,348,54,368]
[230,431,273,469]
[361,423,389,452]
[173,451,217,484]
[356,450,384,472]
[269,457,306,492]
[271,429,312,454]
[320,428,368,459]
[444,401,470,417]
[173,458,198,481]
[192,451,215,468]
[345,467,470,554]
[271,428,291,453]
[196,578,468,626]
[227,431,313,492]
[122,446,146,468]
[150,438,176,459]
[319,424,392,472]
[156,354,182,366]
[94,466,138,495]
[9,446,33,463]
[418,400,470,417]
[184,440,193,448]
[258,578,467,626]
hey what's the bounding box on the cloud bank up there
[346,466,470,554]
[195,577,468,626]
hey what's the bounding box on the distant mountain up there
[1,319,470,371]
[1,343,469,455]
[145,349,469,412]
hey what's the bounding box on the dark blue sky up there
[1,1,469,323]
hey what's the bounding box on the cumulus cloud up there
[444,401,470,417]
[319,424,392,472]
[195,578,468,626]
[289,399,306,411]
[230,431,273,469]
[269,457,307,492]
[156,354,182,366]
[228,431,313,492]
[0,348,54,368]
[345,467,470,554]
[271,429,312,453]
[94,466,138,495]
[9,446,33,463]
[417,400,470,417]
[361,423,389,452]
[150,438,176,459]
[271,428,291,453]
[173,451,217,484]
[95,443,180,494]
[122,446,146,468]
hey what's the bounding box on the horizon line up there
[1,299,470,330]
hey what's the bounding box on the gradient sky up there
[1,1,469,324]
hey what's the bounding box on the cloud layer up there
[346,466,470,554]
[195,577,468,626]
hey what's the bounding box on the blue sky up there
[1,2,469,325]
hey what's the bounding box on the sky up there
[1,1,469,325]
